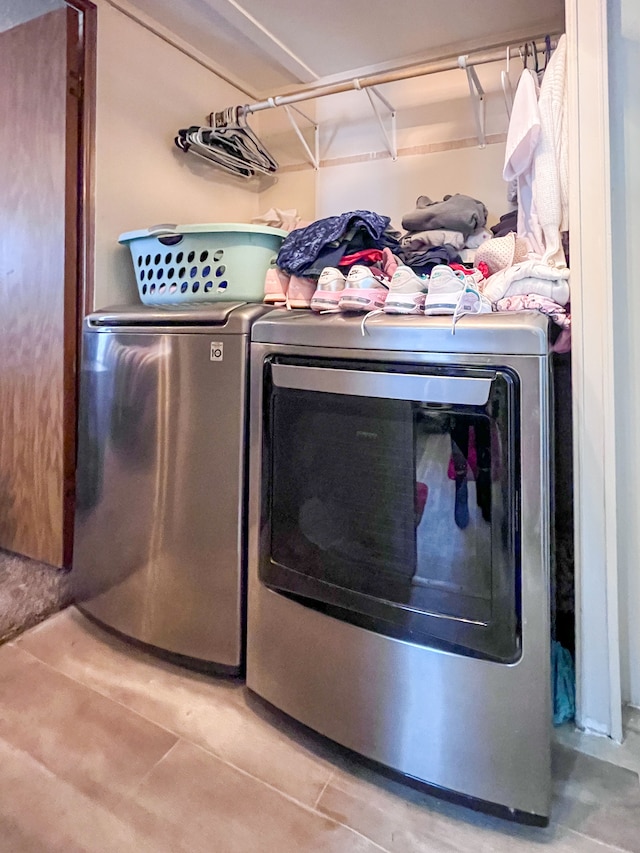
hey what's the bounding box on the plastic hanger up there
[175,126,255,178]
[542,35,552,72]
[212,106,278,173]
[529,41,540,76]
[501,47,514,118]
[175,105,278,179]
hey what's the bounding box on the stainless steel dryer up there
[247,310,553,823]
[73,302,270,673]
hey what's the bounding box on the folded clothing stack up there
[474,232,571,350]
[397,194,491,274]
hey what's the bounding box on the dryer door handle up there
[271,364,492,406]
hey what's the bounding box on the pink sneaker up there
[311,267,346,312]
[338,265,388,312]
[263,267,290,305]
[287,275,316,308]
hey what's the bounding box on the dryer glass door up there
[261,357,520,662]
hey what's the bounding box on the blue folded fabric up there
[551,640,576,726]
[276,210,391,276]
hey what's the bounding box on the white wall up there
[93,1,261,308]
[256,168,317,224]
[609,0,640,707]
[315,144,508,233]
[251,106,318,220]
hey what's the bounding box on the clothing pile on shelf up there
[264,204,569,350]
[266,200,493,322]
[266,209,401,308]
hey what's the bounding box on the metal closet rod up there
[242,32,563,114]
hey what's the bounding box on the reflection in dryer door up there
[261,360,521,662]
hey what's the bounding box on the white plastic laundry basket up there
[119,223,287,305]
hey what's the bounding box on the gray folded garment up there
[401,194,488,238]
[400,229,466,250]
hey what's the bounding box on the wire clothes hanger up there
[175,105,278,179]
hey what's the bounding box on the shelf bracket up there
[283,104,319,170]
[361,83,397,160]
[458,55,486,149]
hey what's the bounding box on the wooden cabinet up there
[0,7,90,568]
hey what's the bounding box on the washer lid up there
[86,302,271,333]
[118,223,288,243]
[251,310,551,355]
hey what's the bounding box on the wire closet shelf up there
[175,32,561,176]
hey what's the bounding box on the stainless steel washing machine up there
[73,302,270,673]
[246,310,552,823]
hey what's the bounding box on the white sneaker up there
[451,283,492,332]
[338,265,388,312]
[311,267,346,312]
[424,265,466,315]
[384,265,428,314]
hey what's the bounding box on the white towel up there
[503,69,543,255]
[534,34,568,267]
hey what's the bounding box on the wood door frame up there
[66,0,96,319]
[63,0,97,566]
[566,0,622,739]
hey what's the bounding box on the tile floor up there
[0,607,639,853]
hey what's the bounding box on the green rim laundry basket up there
[119,223,287,305]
